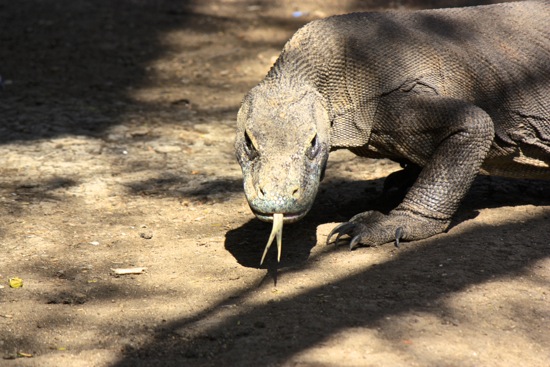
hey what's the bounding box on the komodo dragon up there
[235,1,550,264]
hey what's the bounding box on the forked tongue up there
[260,213,283,265]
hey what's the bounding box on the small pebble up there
[140,232,153,239]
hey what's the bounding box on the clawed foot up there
[326,217,403,250]
[326,210,448,250]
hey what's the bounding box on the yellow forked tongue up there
[260,213,283,265]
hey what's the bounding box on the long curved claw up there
[394,227,404,248]
[326,222,355,246]
[349,235,362,251]
[260,213,284,265]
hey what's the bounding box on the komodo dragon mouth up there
[253,210,306,223]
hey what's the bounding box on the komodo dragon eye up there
[306,134,320,160]
[244,131,259,160]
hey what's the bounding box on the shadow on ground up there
[0,0,302,143]
[112,213,549,366]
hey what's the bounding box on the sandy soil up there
[0,1,549,366]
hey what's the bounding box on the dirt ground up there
[0,1,549,366]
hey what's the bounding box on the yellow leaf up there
[8,277,23,288]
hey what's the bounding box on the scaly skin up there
[236,1,550,262]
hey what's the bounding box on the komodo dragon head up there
[235,82,330,264]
